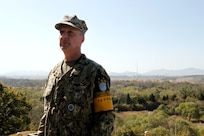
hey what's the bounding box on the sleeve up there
[91,67,115,136]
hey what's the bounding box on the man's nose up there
[61,33,69,39]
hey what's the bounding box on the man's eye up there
[59,30,75,36]
[60,31,64,35]
[67,31,74,36]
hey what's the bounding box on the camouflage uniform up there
[38,54,115,136]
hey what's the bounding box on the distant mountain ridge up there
[143,68,204,76]
[110,68,204,77]
[0,68,204,79]
[0,70,49,79]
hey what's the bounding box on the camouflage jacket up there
[38,54,115,136]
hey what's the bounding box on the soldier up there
[37,15,115,136]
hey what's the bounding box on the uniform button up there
[68,104,74,111]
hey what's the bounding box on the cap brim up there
[55,22,78,30]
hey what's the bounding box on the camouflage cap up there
[55,15,88,34]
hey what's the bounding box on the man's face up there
[59,25,84,53]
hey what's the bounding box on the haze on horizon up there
[0,0,203,74]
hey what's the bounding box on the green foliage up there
[111,80,204,114]
[0,78,45,88]
[115,113,144,136]
[126,93,133,104]
[198,126,204,136]
[0,78,45,130]
[0,82,32,136]
[115,111,200,136]
[1,77,204,135]
[175,102,200,121]
[149,93,156,102]
[18,89,44,130]
[150,126,170,136]
[111,80,204,135]
[172,118,199,136]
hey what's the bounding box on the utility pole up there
[175,121,177,136]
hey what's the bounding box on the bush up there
[0,82,32,136]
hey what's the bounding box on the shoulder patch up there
[98,78,110,92]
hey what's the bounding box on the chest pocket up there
[58,74,94,121]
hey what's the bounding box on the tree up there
[175,102,200,121]
[156,104,168,114]
[0,82,32,136]
[150,126,169,136]
[149,93,156,102]
[138,96,146,105]
[126,93,133,104]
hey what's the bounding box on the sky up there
[0,0,203,74]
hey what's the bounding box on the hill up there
[110,68,204,77]
[1,68,204,79]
